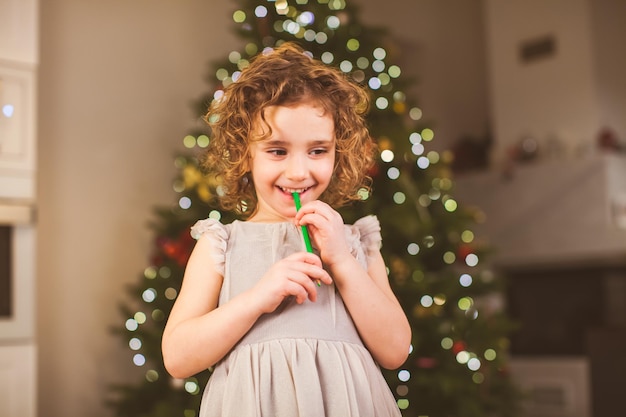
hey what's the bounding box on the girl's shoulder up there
[190,218,231,275]
[345,215,382,261]
[190,218,231,241]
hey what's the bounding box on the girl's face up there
[248,101,336,222]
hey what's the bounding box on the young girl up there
[162,42,411,417]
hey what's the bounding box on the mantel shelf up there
[453,153,626,268]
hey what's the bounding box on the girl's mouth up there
[279,186,311,195]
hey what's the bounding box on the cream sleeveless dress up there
[190,215,400,417]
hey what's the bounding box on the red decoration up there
[156,229,195,267]
[416,356,438,369]
[457,244,473,261]
[452,340,467,355]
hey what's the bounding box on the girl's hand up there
[250,252,332,314]
[294,200,351,268]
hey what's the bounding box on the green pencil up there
[292,192,321,286]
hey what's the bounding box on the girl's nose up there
[285,155,308,181]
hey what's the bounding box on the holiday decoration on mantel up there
[108,1,520,416]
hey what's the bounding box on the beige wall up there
[37,1,238,416]
[35,1,485,416]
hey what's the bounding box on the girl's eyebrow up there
[261,138,334,146]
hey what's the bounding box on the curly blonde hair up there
[203,42,375,216]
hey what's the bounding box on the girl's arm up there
[328,249,411,370]
[162,233,332,379]
[296,203,411,370]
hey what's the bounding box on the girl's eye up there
[310,148,329,155]
[268,149,287,156]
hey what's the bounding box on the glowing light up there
[357,187,370,200]
[298,11,315,25]
[386,167,400,180]
[144,267,157,279]
[397,369,411,382]
[417,156,430,169]
[397,399,409,410]
[441,337,453,349]
[346,38,360,51]
[375,97,389,109]
[197,135,210,148]
[396,385,409,396]
[179,196,192,210]
[372,60,385,72]
[473,373,485,384]
[418,194,431,207]
[458,297,473,311]
[304,29,316,41]
[420,295,433,307]
[484,349,497,361]
[185,380,200,395]
[456,351,470,364]
[232,71,242,82]
[423,235,435,248]
[315,32,328,44]
[422,128,435,141]
[254,5,268,17]
[146,370,159,382]
[409,107,423,120]
[393,192,406,204]
[468,358,481,371]
[326,15,339,28]
[142,288,157,303]
[444,198,458,212]
[411,143,424,156]
[134,312,147,324]
[461,230,474,243]
[409,132,422,144]
[233,10,246,23]
[164,287,178,300]
[329,0,346,11]
[129,337,142,350]
[125,318,138,331]
[380,149,394,162]
[407,243,419,255]
[245,43,258,56]
[133,354,146,366]
[183,135,196,148]
[443,251,456,264]
[434,295,446,305]
[459,273,473,287]
[321,51,334,64]
[427,150,440,164]
[368,77,381,90]
[152,309,165,321]
[2,105,14,118]
[356,57,369,69]
[228,51,241,64]
[339,60,353,72]
[373,47,386,60]
[465,253,479,267]
[209,210,222,220]
[158,269,171,282]
[388,65,401,78]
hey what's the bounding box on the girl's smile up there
[248,101,336,222]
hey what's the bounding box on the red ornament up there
[452,340,467,355]
[415,356,438,369]
[457,244,473,261]
[156,229,195,267]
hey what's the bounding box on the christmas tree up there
[108,1,520,416]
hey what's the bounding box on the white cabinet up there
[0,1,38,417]
[0,60,37,201]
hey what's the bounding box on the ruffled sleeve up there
[344,215,382,268]
[190,218,229,276]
